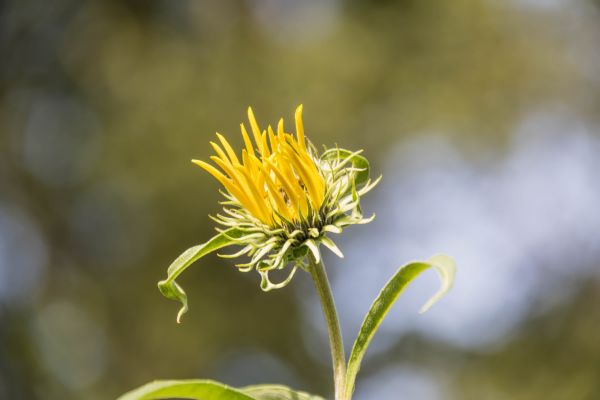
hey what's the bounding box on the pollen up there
[193,105,326,226]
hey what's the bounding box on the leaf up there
[241,384,325,400]
[116,380,324,400]
[343,254,456,399]
[418,254,456,313]
[117,379,255,400]
[158,228,245,322]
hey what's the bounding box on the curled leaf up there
[419,254,456,313]
[158,228,245,323]
[343,254,456,399]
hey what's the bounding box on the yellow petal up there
[247,107,264,155]
[240,123,256,158]
[283,147,323,208]
[268,125,278,153]
[192,159,250,206]
[209,156,236,179]
[210,141,230,163]
[216,132,240,165]
[263,171,292,221]
[295,104,306,151]
[261,131,270,157]
[234,164,271,223]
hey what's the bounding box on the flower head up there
[192,105,325,228]
[159,105,380,321]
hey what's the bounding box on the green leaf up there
[158,228,245,323]
[344,254,456,399]
[418,254,456,313]
[241,384,324,400]
[117,379,255,400]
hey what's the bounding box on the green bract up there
[158,147,380,322]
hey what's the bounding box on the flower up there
[191,105,325,228]
[159,105,379,321]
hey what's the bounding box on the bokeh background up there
[1,0,600,399]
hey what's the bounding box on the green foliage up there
[117,380,322,400]
[343,255,456,399]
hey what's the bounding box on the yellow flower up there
[192,105,325,227]
[159,105,380,321]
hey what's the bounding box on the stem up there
[308,255,347,400]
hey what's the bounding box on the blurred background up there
[1,0,599,399]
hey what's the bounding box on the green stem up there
[308,255,347,400]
